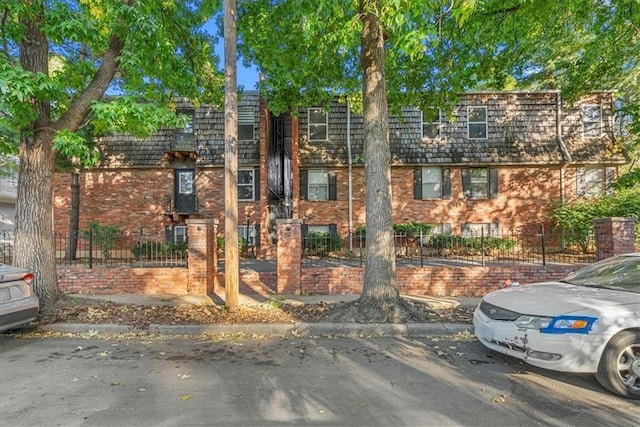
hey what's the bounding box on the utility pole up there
[224,0,239,312]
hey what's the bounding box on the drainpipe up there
[347,102,353,254]
[556,91,572,204]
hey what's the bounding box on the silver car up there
[0,263,39,332]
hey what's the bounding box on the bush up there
[82,222,120,259]
[355,222,434,237]
[304,232,343,256]
[425,234,517,253]
[132,240,186,260]
[552,186,640,251]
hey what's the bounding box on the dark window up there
[468,106,487,139]
[461,168,498,199]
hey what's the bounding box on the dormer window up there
[308,107,328,142]
[582,105,602,137]
[238,109,255,141]
[468,106,487,140]
[421,108,441,139]
[174,109,195,151]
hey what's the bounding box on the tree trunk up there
[359,1,400,304]
[15,131,62,308]
[65,171,80,261]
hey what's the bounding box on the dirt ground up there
[38,295,475,330]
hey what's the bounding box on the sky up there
[209,20,260,90]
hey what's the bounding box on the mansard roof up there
[97,92,261,168]
[298,91,627,167]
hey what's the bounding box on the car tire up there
[595,330,640,400]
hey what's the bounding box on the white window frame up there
[238,169,256,201]
[307,225,331,234]
[307,169,329,201]
[467,106,488,140]
[421,108,441,139]
[238,225,258,247]
[174,226,187,243]
[308,107,328,142]
[581,166,605,198]
[582,105,602,137]
[176,110,194,135]
[238,109,255,141]
[421,167,442,199]
[469,168,489,199]
[178,171,194,195]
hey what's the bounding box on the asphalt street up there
[1,333,638,427]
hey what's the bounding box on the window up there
[308,170,328,200]
[308,107,328,141]
[178,171,194,195]
[307,225,330,234]
[414,167,451,199]
[238,169,256,201]
[462,223,499,237]
[583,105,602,137]
[468,106,487,139]
[175,110,195,146]
[238,225,259,247]
[421,108,441,139]
[461,168,498,199]
[300,169,337,201]
[238,109,254,141]
[577,166,615,198]
[174,226,187,243]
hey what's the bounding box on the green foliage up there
[355,222,434,237]
[304,232,343,256]
[392,222,434,237]
[132,240,187,260]
[425,234,517,253]
[81,222,120,259]
[552,187,640,249]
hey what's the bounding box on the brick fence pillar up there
[593,217,637,260]
[276,219,302,294]
[186,219,218,295]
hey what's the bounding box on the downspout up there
[556,91,572,204]
[347,102,353,254]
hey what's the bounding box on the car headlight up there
[540,316,597,334]
[514,315,552,329]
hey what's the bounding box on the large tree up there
[237,0,639,321]
[1,0,223,309]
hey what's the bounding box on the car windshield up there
[563,255,640,293]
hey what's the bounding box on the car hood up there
[483,281,637,316]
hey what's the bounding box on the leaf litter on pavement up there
[36,295,474,330]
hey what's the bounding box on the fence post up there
[88,228,93,269]
[541,224,546,266]
[481,228,486,267]
[186,219,216,295]
[419,230,424,268]
[276,219,302,294]
[593,217,637,260]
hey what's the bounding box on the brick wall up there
[299,165,561,237]
[57,266,188,294]
[281,264,576,297]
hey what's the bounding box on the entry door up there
[175,169,196,213]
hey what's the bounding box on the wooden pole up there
[224,0,239,312]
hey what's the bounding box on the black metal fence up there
[0,230,13,264]
[55,229,187,267]
[302,226,597,267]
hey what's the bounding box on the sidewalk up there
[40,292,479,338]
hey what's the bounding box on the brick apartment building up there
[53,90,629,258]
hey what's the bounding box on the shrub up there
[132,240,186,260]
[304,232,343,256]
[82,222,120,259]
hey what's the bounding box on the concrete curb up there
[39,322,474,338]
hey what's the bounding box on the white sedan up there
[473,253,640,399]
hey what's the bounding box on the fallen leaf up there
[180,394,192,401]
